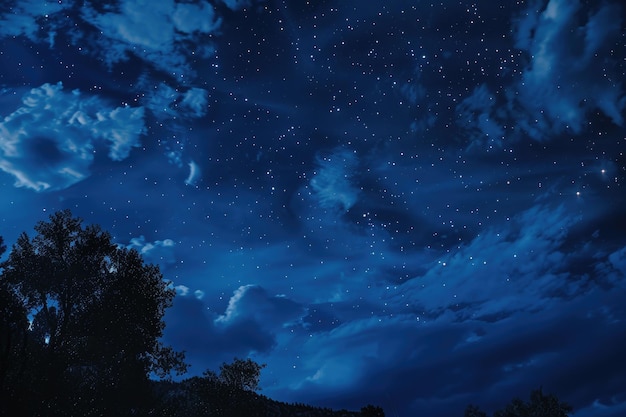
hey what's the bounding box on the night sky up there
[1,0,626,415]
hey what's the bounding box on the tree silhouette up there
[491,388,572,417]
[361,404,386,416]
[464,404,488,417]
[217,357,266,392]
[1,213,382,416]
[0,210,187,415]
[0,237,30,412]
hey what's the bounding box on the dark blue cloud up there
[0,0,71,42]
[513,0,625,136]
[454,0,625,148]
[164,284,305,373]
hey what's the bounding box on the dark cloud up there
[456,0,625,148]
[216,284,305,330]
[512,0,625,137]
[164,285,305,373]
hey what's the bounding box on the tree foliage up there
[217,357,266,392]
[493,388,572,417]
[0,237,29,403]
[0,210,186,415]
[464,404,488,417]
[465,388,572,417]
[0,211,384,416]
[361,404,386,416]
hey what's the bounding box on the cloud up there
[608,246,626,277]
[574,399,626,417]
[172,2,221,34]
[81,0,221,76]
[181,88,209,118]
[511,0,625,138]
[594,245,626,289]
[125,235,176,266]
[218,0,253,11]
[142,82,209,120]
[456,84,505,149]
[456,0,625,148]
[215,285,305,330]
[174,285,204,300]
[90,105,146,161]
[309,148,360,212]
[387,204,584,321]
[0,82,145,191]
[175,285,190,296]
[265,291,626,415]
[142,83,180,119]
[164,285,305,373]
[185,161,201,186]
[0,0,70,42]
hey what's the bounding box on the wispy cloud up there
[0,0,70,42]
[185,161,201,186]
[456,0,625,148]
[125,235,176,266]
[512,0,625,138]
[387,204,586,321]
[142,82,209,120]
[309,147,360,212]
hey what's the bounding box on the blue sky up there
[1,0,625,415]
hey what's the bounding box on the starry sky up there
[1,0,625,415]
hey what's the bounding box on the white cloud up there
[88,0,175,50]
[81,0,221,76]
[0,82,145,191]
[89,105,146,161]
[175,285,190,296]
[185,161,201,186]
[309,148,360,212]
[142,83,209,119]
[215,285,305,329]
[172,2,220,34]
[181,88,209,117]
[174,285,205,300]
[126,235,176,266]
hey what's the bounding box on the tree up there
[0,236,30,412]
[0,210,187,415]
[493,388,572,417]
[464,404,487,417]
[361,404,386,416]
[216,357,266,392]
